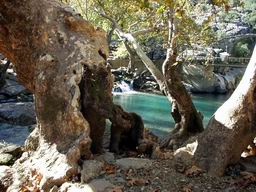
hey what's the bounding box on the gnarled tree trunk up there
[0,0,110,190]
[194,45,256,176]
[161,48,203,149]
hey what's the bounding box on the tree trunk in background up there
[0,0,110,190]
[123,41,136,72]
[194,45,256,176]
[117,28,203,150]
[160,48,204,149]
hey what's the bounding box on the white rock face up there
[182,63,245,93]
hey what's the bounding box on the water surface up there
[113,92,228,136]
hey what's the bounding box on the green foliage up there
[112,43,129,59]
[60,0,254,57]
[232,41,250,57]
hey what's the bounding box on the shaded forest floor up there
[99,154,256,192]
[98,127,256,192]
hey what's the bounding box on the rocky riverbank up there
[1,64,256,192]
[112,64,245,95]
[0,64,36,166]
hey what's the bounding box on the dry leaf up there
[104,164,116,175]
[182,183,193,192]
[111,186,123,192]
[183,186,192,192]
[185,165,203,177]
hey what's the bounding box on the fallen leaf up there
[185,165,203,177]
[104,164,116,175]
[182,183,193,192]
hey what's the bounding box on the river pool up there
[113,92,228,136]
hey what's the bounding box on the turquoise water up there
[113,92,228,136]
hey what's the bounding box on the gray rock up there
[81,160,104,183]
[116,158,152,170]
[88,179,114,192]
[0,153,14,165]
[182,64,218,93]
[0,102,36,125]
[96,152,115,164]
[0,79,27,97]
[0,123,34,145]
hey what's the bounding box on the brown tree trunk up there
[0,0,110,190]
[99,6,203,148]
[80,64,113,154]
[194,45,256,176]
[160,48,203,149]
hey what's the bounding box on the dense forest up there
[0,0,255,191]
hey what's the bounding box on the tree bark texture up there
[160,48,204,149]
[194,45,256,176]
[0,0,110,190]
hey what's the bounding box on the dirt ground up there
[103,157,256,192]
[100,128,256,192]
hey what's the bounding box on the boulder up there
[182,64,218,93]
